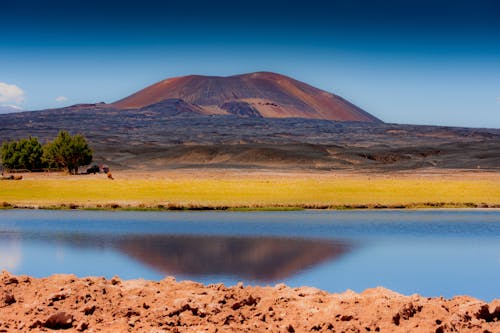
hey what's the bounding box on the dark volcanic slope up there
[0,107,499,171]
[113,72,380,122]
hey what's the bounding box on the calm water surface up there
[0,210,499,301]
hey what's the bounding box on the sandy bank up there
[1,272,498,332]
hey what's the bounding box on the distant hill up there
[0,105,23,113]
[1,72,499,171]
[113,72,381,122]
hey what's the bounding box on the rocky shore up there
[1,271,498,332]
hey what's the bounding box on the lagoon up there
[0,210,499,301]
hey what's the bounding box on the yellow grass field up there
[1,170,499,209]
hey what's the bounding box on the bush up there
[1,137,44,171]
[1,131,93,174]
[43,130,93,174]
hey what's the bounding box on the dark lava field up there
[1,105,499,171]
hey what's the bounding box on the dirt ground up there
[0,271,498,332]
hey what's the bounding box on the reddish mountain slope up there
[113,72,381,122]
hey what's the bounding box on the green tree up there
[43,130,93,174]
[1,137,44,171]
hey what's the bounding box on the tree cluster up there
[0,137,44,171]
[1,130,93,174]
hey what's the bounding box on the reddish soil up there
[1,271,498,332]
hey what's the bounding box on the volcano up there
[113,72,381,122]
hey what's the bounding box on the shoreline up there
[1,271,498,332]
[2,202,500,212]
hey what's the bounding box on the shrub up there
[43,130,93,174]
[1,137,44,171]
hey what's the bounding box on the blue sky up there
[1,0,499,127]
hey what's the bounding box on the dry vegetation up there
[1,170,499,210]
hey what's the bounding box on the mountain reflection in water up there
[116,235,350,281]
[0,232,351,282]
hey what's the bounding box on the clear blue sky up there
[1,0,499,127]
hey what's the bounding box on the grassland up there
[1,170,499,210]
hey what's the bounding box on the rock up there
[48,291,70,302]
[110,276,121,285]
[399,302,422,319]
[83,305,96,315]
[231,295,259,310]
[476,303,500,322]
[29,320,42,329]
[2,293,16,306]
[44,311,74,329]
[341,315,353,321]
[4,277,18,285]
[392,313,401,325]
[77,321,89,331]
[274,283,287,290]
[393,302,422,324]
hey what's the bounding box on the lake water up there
[0,210,499,301]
